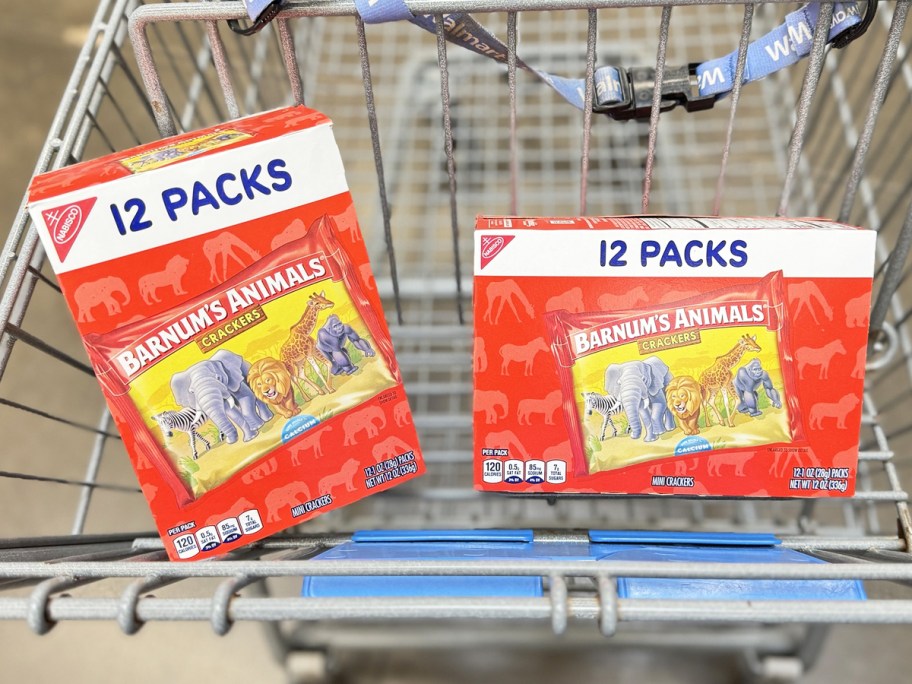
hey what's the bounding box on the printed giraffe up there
[698,334,762,428]
[484,280,534,324]
[280,291,336,398]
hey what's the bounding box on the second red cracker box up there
[473,216,875,497]
[27,106,424,560]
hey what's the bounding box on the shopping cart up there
[1,0,912,681]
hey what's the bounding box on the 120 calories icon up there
[482,459,566,485]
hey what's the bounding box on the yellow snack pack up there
[546,272,801,476]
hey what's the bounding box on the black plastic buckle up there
[228,0,284,36]
[832,0,878,50]
[596,64,716,121]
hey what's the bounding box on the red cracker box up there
[474,216,875,497]
[28,106,424,560]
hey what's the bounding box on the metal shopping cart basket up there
[2,0,912,681]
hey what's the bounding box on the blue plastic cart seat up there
[302,529,592,598]
[589,531,865,601]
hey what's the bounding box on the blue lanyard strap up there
[352,1,863,118]
[696,3,861,96]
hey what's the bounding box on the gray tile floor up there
[0,2,910,682]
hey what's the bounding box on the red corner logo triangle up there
[479,234,515,270]
[41,196,97,263]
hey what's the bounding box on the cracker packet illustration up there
[85,216,398,501]
[545,272,802,476]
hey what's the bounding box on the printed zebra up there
[582,391,624,441]
[152,408,216,460]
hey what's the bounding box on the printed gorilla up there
[734,358,782,417]
[316,314,375,375]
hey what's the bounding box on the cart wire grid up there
[1,0,912,678]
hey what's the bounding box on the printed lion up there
[248,357,300,419]
[665,375,702,436]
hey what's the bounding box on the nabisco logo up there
[41,196,96,263]
[479,234,515,270]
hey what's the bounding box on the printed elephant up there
[171,349,273,445]
[605,357,675,442]
[74,276,130,322]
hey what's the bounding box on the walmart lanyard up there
[241,1,863,116]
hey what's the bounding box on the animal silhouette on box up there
[241,457,278,485]
[290,427,333,464]
[845,293,870,328]
[75,276,130,322]
[333,204,362,243]
[484,429,530,460]
[598,286,647,310]
[499,338,548,376]
[474,338,488,373]
[372,436,413,463]
[484,280,533,324]
[318,458,359,497]
[788,282,832,324]
[518,390,562,425]
[545,287,585,313]
[343,406,386,445]
[393,401,412,427]
[543,441,570,460]
[202,233,260,283]
[796,341,846,380]
[138,255,189,304]
[769,448,820,479]
[809,394,860,430]
[271,218,307,250]
[707,452,746,478]
[265,482,312,523]
[205,497,255,528]
[475,390,508,425]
